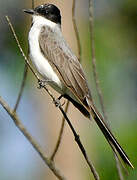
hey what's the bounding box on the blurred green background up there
[0,0,137,179]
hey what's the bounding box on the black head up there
[24,4,61,24]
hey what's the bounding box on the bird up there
[23,3,133,168]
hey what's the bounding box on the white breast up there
[28,16,64,93]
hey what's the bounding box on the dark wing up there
[39,25,91,105]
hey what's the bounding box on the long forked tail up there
[64,94,133,168]
[87,99,134,169]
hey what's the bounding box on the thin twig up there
[32,0,35,9]
[58,102,99,180]
[72,2,99,179]
[14,65,28,112]
[39,86,100,180]
[114,154,124,180]
[6,15,99,180]
[43,85,99,180]
[88,0,124,179]
[40,85,100,180]
[6,16,39,80]
[0,96,66,180]
[14,0,35,112]
[88,0,107,121]
[50,100,68,161]
[72,0,82,61]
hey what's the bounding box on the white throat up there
[28,15,64,94]
[32,15,58,28]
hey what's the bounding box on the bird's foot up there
[37,79,50,89]
[54,98,61,107]
[54,95,65,107]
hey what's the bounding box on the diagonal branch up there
[88,0,125,179]
[58,102,100,180]
[6,16,39,79]
[0,95,66,180]
[6,15,99,180]
[42,85,100,180]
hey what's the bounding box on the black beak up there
[23,9,35,15]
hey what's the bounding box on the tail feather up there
[88,100,134,169]
[64,94,134,168]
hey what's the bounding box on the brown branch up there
[0,96,66,180]
[6,16,39,79]
[40,85,100,180]
[72,0,82,61]
[58,102,99,180]
[6,15,99,180]
[88,0,125,179]
[50,100,68,161]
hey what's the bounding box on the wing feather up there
[39,25,91,103]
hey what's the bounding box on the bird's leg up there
[58,95,64,100]
[54,95,65,107]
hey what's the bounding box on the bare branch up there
[6,16,39,80]
[88,0,124,179]
[37,87,100,180]
[114,154,124,180]
[32,0,35,9]
[58,102,99,180]
[6,15,99,180]
[89,0,107,121]
[50,101,68,161]
[0,95,66,180]
[14,65,28,112]
[72,0,82,61]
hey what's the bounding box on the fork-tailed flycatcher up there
[23,4,133,168]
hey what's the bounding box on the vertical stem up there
[88,0,124,179]
[13,65,28,112]
[72,0,82,61]
[89,0,107,121]
[32,0,35,9]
